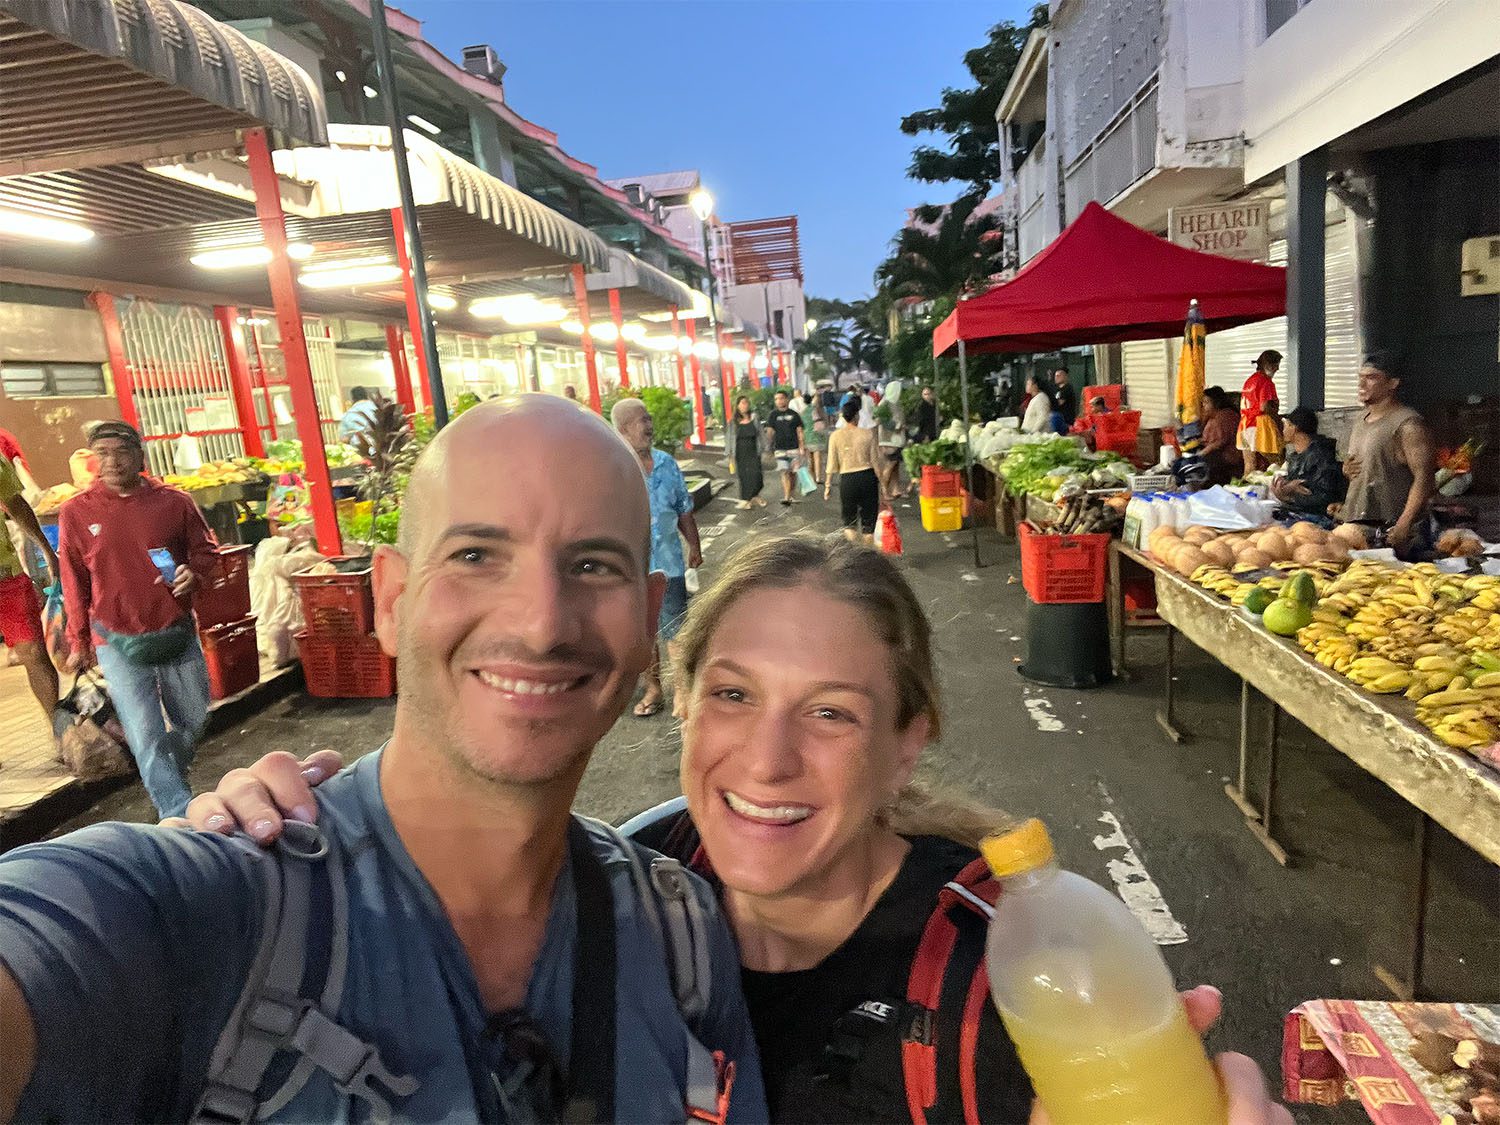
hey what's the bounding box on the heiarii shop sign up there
[1168,202,1269,260]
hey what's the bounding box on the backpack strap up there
[190,821,418,1125]
[562,817,616,1124]
[588,818,732,1124]
[903,857,1000,1125]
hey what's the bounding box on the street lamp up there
[690,188,730,449]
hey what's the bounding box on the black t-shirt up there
[633,815,1034,1123]
[766,408,804,451]
[1053,381,1079,426]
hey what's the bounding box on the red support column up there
[384,323,416,414]
[214,306,266,458]
[671,307,687,398]
[89,291,139,431]
[686,317,706,444]
[571,264,602,413]
[390,207,434,415]
[608,288,630,389]
[245,127,341,558]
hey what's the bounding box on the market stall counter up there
[1115,542,1500,1001]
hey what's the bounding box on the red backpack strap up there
[903,858,1002,1125]
[959,961,990,1125]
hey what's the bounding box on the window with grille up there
[1,361,108,398]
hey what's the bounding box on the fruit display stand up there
[1116,543,1500,1001]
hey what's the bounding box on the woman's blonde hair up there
[675,534,1016,847]
[675,534,940,738]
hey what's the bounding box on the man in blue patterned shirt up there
[612,398,702,717]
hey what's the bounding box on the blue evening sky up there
[398,0,1031,300]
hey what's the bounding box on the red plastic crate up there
[920,466,963,498]
[195,544,253,628]
[1093,409,1142,457]
[1019,522,1110,604]
[201,615,259,701]
[296,630,396,698]
[292,558,374,637]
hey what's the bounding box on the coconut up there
[1321,540,1350,562]
[1292,542,1333,565]
[1288,521,1328,544]
[1256,530,1292,561]
[1173,546,1209,576]
[1183,526,1217,546]
[1148,526,1180,549]
[1235,547,1272,570]
[1201,540,1236,567]
[1332,523,1369,549]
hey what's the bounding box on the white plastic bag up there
[683,567,700,594]
[250,537,327,666]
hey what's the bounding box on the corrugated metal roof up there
[0,0,327,175]
[588,247,697,308]
[606,170,699,199]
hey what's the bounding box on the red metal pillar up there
[384,323,416,414]
[244,127,341,557]
[214,306,266,458]
[607,288,630,389]
[89,291,139,431]
[686,317,706,444]
[671,307,687,398]
[390,206,434,415]
[777,349,788,386]
[571,264,602,412]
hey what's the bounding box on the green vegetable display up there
[996,437,1127,498]
[903,438,968,476]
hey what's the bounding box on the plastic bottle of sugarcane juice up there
[982,820,1226,1125]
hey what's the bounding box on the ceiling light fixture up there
[298,260,402,289]
[408,114,442,135]
[0,207,95,244]
[426,292,458,311]
[191,242,312,269]
[364,85,378,99]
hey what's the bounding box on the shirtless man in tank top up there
[1341,351,1436,556]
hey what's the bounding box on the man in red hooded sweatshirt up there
[58,421,217,817]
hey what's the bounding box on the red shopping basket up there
[1019,521,1109,604]
[201,615,259,701]
[292,558,374,637]
[195,545,253,629]
[296,630,396,698]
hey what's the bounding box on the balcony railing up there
[1062,74,1158,223]
[1015,136,1048,213]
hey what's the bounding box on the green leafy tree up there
[876,195,1010,303]
[899,6,1048,200]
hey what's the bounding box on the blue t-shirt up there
[645,449,694,579]
[0,750,765,1123]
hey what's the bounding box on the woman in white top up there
[1020,375,1054,434]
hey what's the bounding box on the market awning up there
[933,202,1287,356]
[0,0,327,177]
[589,247,699,314]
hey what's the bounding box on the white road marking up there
[1090,808,1189,945]
[1022,695,1065,732]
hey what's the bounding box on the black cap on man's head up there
[87,420,143,449]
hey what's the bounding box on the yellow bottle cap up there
[980,818,1055,878]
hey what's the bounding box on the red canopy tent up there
[932,201,1287,357]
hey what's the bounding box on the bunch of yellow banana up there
[1416,692,1500,749]
[1190,566,1244,598]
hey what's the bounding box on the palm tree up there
[874,195,1009,303]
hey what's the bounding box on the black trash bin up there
[1018,598,1114,688]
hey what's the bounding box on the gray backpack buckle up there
[333,1046,421,1125]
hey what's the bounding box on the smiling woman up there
[633,534,1036,1122]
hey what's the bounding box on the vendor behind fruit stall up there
[1340,351,1437,556]
[1271,407,1344,518]
[1198,386,1241,485]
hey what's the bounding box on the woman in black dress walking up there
[733,395,766,509]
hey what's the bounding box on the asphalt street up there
[37,483,1500,1123]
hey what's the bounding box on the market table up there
[1116,543,1500,1000]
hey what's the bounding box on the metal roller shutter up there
[1122,337,1175,426]
[1201,216,1362,409]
